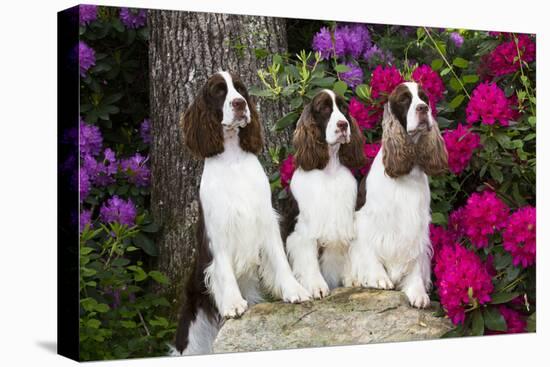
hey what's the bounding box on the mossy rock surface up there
[213,287,453,353]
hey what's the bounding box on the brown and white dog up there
[347,82,447,308]
[283,89,366,298]
[173,71,310,356]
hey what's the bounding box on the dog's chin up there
[224,116,250,130]
[333,134,350,145]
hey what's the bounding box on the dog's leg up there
[260,215,311,303]
[238,272,264,306]
[400,252,431,308]
[285,229,329,299]
[320,244,349,289]
[205,245,248,318]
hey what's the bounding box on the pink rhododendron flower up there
[466,82,512,126]
[486,306,527,334]
[358,143,381,176]
[411,64,445,113]
[349,97,381,130]
[487,35,535,77]
[434,243,494,325]
[461,191,509,248]
[280,154,295,189]
[443,124,481,174]
[503,206,536,268]
[429,224,458,259]
[370,65,404,100]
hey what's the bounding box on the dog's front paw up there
[282,281,312,303]
[358,270,394,290]
[405,288,430,309]
[221,298,248,319]
[307,277,330,299]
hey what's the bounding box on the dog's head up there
[181,71,262,158]
[382,82,448,178]
[293,89,366,171]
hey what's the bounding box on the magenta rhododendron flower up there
[280,154,295,190]
[120,153,151,187]
[78,41,96,77]
[412,64,445,113]
[340,62,364,88]
[487,35,535,77]
[461,191,509,248]
[503,206,536,268]
[429,224,458,258]
[140,118,152,144]
[80,118,103,156]
[443,124,481,174]
[466,82,512,126]
[349,97,381,130]
[486,306,527,334]
[370,65,404,100]
[100,196,137,226]
[450,32,464,48]
[119,7,147,29]
[434,243,494,325]
[79,5,98,25]
[358,143,381,176]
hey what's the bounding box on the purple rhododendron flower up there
[312,24,371,60]
[363,45,394,65]
[503,206,536,268]
[450,32,464,48]
[80,118,103,157]
[340,62,364,88]
[120,153,150,187]
[78,41,96,77]
[80,209,92,232]
[100,196,137,226]
[82,149,118,187]
[443,124,481,174]
[140,118,152,144]
[80,168,90,202]
[79,4,98,25]
[119,8,147,29]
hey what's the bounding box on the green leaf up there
[133,233,158,256]
[526,312,536,332]
[80,246,94,255]
[355,84,370,100]
[471,309,485,336]
[449,77,462,91]
[453,57,469,68]
[440,67,451,76]
[273,111,299,131]
[431,59,444,71]
[431,212,447,225]
[483,307,507,332]
[141,222,159,233]
[333,80,348,96]
[149,270,170,285]
[334,64,351,73]
[489,165,503,183]
[462,74,479,84]
[311,77,336,88]
[120,320,137,329]
[490,292,520,305]
[441,323,464,338]
[449,94,465,109]
[87,319,101,329]
[248,86,274,97]
[95,303,110,313]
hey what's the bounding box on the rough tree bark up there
[148,10,290,314]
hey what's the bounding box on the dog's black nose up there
[416,104,429,113]
[232,98,246,111]
[337,120,348,131]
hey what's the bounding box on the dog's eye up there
[212,84,227,97]
[322,105,331,114]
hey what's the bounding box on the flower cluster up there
[120,153,151,187]
[80,209,92,232]
[99,196,137,227]
[370,65,404,100]
[79,41,96,77]
[359,143,381,176]
[487,35,535,77]
[485,306,527,334]
[140,118,152,144]
[80,118,103,156]
[340,62,364,88]
[82,148,118,188]
[450,32,464,48]
[411,64,445,112]
[119,7,147,29]
[503,206,536,268]
[429,224,458,257]
[79,4,98,25]
[280,154,295,189]
[443,124,481,174]
[453,191,509,248]
[312,24,371,60]
[349,97,381,130]
[434,243,494,325]
[466,82,512,126]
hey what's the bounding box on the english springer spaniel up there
[348,82,448,308]
[173,71,311,355]
[283,89,366,298]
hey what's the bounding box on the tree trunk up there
[148,10,290,314]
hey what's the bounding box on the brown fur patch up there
[415,122,448,176]
[238,96,263,155]
[293,104,330,171]
[381,104,415,178]
[339,116,368,169]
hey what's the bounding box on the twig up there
[138,310,151,337]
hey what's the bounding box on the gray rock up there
[213,287,453,353]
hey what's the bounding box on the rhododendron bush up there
[254,24,536,337]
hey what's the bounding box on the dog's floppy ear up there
[415,119,448,176]
[293,103,329,171]
[339,116,367,169]
[239,95,263,155]
[180,85,224,158]
[382,103,415,178]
